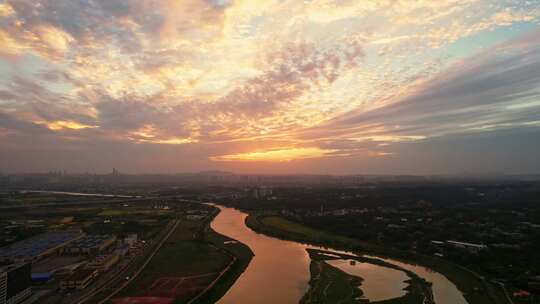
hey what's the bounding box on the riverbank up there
[116,206,253,304]
[306,249,431,304]
[246,214,501,304]
[193,225,254,304]
[300,256,364,304]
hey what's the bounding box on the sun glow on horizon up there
[1,0,540,172]
[211,147,339,162]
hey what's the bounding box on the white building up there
[446,240,487,253]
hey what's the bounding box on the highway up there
[80,219,179,304]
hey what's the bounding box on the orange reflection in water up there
[210,205,468,304]
[210,206,311,304]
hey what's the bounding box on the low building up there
[115,245,129,257]
[513,290,531,298]
[30,272,53,283]
[123,235,137,246]
[446,240,487,253]
[86,254,119,272]
[60,269,98,290]
[62,235,116,255]
[0,262,32,304]
[185,214,205,220]
[0,232,82,263]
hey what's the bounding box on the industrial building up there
[60,268,98,290]
[86,254,119,272]
[62,235,116,255]
[250,186,273,199]
[123,234,137,246]
[0,232,82,263]
[0,262,32,304]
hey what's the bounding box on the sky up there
[1,0,540,175]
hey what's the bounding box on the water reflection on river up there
[210,205,467,304]
[210,206,311,304]
[327,259,408,301]
[372,256,468,304]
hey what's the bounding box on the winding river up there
[210,205,468,304]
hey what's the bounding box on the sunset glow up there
[43,120,97,131]
[211,147,339,162]
[1,0,540,173]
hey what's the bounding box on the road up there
[53,219,178,304]
[83,219,180,304]
[0,197,150,210]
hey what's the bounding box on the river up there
[210,204,468,304]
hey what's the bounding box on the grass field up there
[373,291,424,304]
[118,208,253,304]
[261,216,358,245]
[119,218,231,303]
[301,260,363,304]
[306,249,431,304]
[193,228,254,304]
[98,209,172,216]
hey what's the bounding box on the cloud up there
[0,3,14,17]
[211,147,339,162]
[318,29,540,143]
[1,0,540,173]
[0,111,50,134]
[0,76,95,125]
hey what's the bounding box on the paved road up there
[86,219,180,304]
[0,197,150,210]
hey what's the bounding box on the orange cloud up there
[41,120,97,131]
[211,147,338,162]
[0,3,14,17]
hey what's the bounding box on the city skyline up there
[1,0,540,174]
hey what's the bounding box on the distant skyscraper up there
[251,186,273,199]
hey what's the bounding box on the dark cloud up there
[318,34,540,140]
[0,76,95,125]
[0,112,49,134]
[96,98,159,131]
[0,90,17,100]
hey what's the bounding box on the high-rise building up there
[0,263,31,304]
[251,186,273,199]
[0,272,6,304]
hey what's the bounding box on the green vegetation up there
[262,216,360,245]
[98,209,172,216]
[0,193,254,304]
[0,193,104,206]
[373,291,423,304]
[246,215,369,251]
[83,220,156,237]
[306,249,431,304]
[119,208,253,304]
[301,260,363,304]
[119,218,229,303]
[248,214,498,304]
[194,228,254,304]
